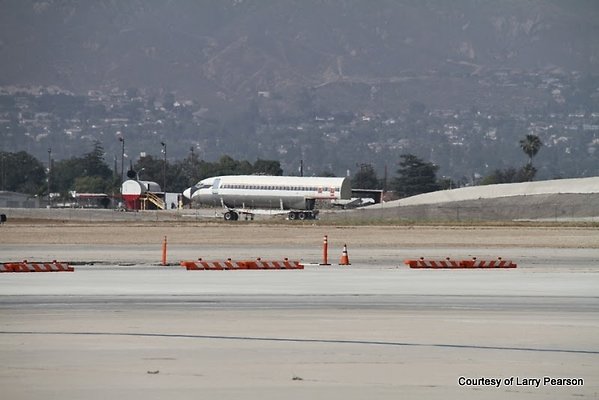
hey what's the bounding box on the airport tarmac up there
[1,224,598,399]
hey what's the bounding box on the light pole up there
[118,137,125,183]
[0,151,4,191]
[161,141,166,192]
[47,148,52,205]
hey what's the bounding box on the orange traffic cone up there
[339,244,351,265]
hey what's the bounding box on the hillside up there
[1,1,598,180]
[338,177,599,222]
[1,0,598,113]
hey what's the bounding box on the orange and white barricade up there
[180,258,303,271]
[404,257,516,269]
[1,260,74,273]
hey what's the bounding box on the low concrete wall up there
[324,193,599,223]
[1,208,217,222]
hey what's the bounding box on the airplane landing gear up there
[224,211,239,221]
[287,211,316,220]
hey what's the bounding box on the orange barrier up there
[180,258,246,270]
[180,258,304,271]
[404,257,516,269]
[405,258,461,268]
[1,260,74,273]
[320,235,331,266]
[253,258,304,270]
[161,236,168,266]
[460,257,517,268]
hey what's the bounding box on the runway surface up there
[1,259,598,400]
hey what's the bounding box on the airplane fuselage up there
[184,175,351,211]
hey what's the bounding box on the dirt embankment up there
[1,223,597,249]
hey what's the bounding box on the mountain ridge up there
[1,1,598,181]
[1,0,598,114]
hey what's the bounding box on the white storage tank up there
[121,180,161,210]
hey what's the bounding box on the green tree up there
[135,155,286,192]
[518,163,537,182]
[437,177,456,190]
[134,155,163,183]
[519,134,543,166]
[351,164,380,189]
[519,134,543,181]
[133,155,166,190]
[481,166,533,185]
[162,161,189,192]
[74,176,110,193]
[318,170,336,177]
[52,141,114,195]
[0,151,46,195]
[134,155,194,192]
[253,159,283,175]
[81,141,113,180]
[213,155,253,176]
[481,168,518,185]
[181,149,202,186]
[52,158,83,195]
[391,154,440,198]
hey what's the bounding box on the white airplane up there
[183,175,351,220]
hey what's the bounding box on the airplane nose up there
[183,187,193,199]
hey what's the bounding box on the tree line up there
[0,141,283,198]
[1,134,542,200]
[351,134,543,195]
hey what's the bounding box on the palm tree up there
[519,134,543,166]
[519,134,543,182]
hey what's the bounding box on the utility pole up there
[0,149,5,191]
[161,141,167,192]
[383,164,388,193]
[119,137,125,183]
[113,155,118,179]
[47,148,52,205]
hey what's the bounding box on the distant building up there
[0,191,41,208]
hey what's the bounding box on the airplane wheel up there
[224,211,234,221]
[288,212,296,220]
[232,212,239,221]
[298,212,306,220]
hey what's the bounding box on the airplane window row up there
[220,184,339,192]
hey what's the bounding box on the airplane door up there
[212,178,221,195]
